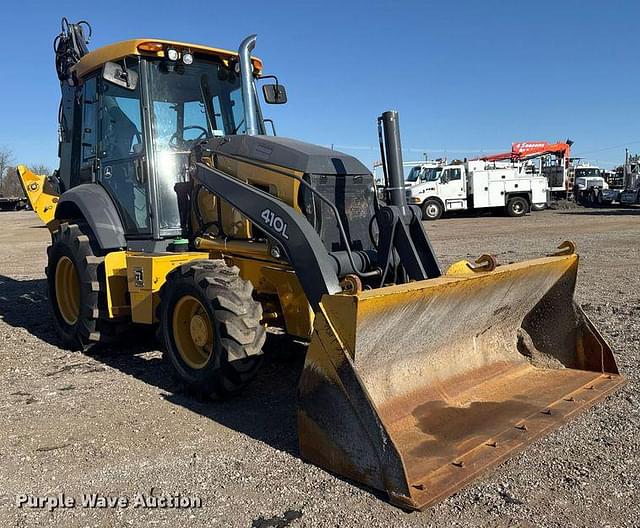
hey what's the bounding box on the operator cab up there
[57,39,277,243]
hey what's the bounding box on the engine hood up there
[200,135,371,176]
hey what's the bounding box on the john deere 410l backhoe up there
[18,19,624,510]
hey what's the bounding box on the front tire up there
[421,199,443,221]
[505,197,529,217]
[160,260,266,398]
[46,222,107,350]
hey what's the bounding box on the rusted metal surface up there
[297,253,625,510]
[469,253,498,271]
[552,239,577,256]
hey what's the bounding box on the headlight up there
[166,48,179,61]
[182,52,193,65]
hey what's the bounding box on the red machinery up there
[480,140,573,163]
[478,140,574,196]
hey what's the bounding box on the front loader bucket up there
[298,252,624,510]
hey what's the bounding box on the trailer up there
[0,196,27,211]
[598,169,623,205]
[406,159,548,220]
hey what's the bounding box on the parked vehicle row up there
[381,159,547,220]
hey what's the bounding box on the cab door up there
[437,167,466,204]
[97,62,150,236]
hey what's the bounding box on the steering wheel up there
[168,126,209,150]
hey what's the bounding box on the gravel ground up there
[0,207,638,528]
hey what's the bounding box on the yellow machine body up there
[187,155,625,508]
[189,153,313,338]
[70,38,263,79]
[105,251,208,324]
[16,165,59,227]
[56,153,623,509]
[19,29,625,510]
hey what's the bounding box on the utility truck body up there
[407,159,548,220]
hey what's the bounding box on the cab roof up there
[71,38,263,79]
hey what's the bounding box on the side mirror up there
[262,83,287,104]
[440,175,449,184]
[102,62,138,90]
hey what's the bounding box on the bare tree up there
[0,146,13,195]
[30,164,52,177]
[2,166,24,197]
[0,150,53,197]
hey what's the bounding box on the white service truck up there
[406,160,548,220]
[374,160,442,200]
[373,160,441,186]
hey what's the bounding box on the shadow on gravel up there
[0,273,388,501]
[97,335,305,458]
[0,273,303,457]
[0,275,59,344]
[94,339,385,501]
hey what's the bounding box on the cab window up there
[443,168,461,181]
[81,77,98,162]
[97,61,149,235]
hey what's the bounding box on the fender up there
[505,190,532,203]
[55,183,126,250]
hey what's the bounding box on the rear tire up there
[505,197,529,217]
[421,199,443,221]
[46,222,110,351]
[159,260,266,398]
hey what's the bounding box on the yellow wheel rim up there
[55,256,80,326]
[172,295,213,369]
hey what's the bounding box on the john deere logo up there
[134,268,144,288]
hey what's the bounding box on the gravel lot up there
[0,207,638,528]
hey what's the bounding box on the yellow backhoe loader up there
[17,18,624,510]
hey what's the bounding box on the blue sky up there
[1,0,638,170]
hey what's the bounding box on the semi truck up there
[571,164,610,206]
[619,151,640,205]
[406,159,548,220]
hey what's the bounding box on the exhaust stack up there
[238,34,259,136]
[379,110,409,211]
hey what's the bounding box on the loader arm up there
[190,160,342,308]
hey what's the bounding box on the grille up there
[301,173,377,253]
